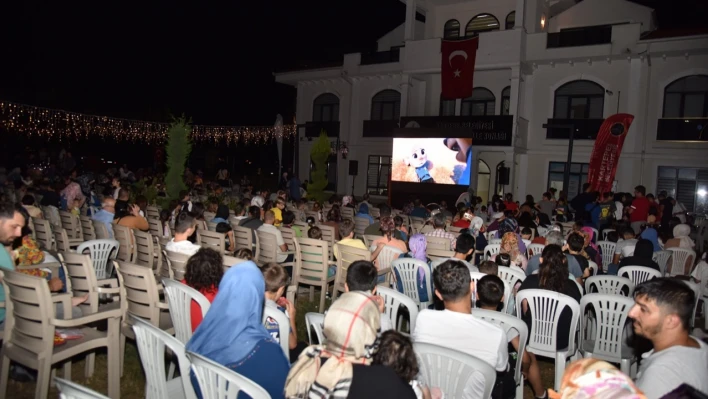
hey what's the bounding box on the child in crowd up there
[159,209,171,237]
[215,222,236,253]
[261,262,307,359]
[234,248,253,260]
[308,226,322,240]
[521,227,533,241]
[282,210,302,238]
[373,330,436,399]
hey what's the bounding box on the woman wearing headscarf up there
[210,204,230,224]
[639,227,662,252]
[580,226,602,267]
[665,224,695,249]
[549,358,646,399]
[186,262,289,398]
[285,292,416,398]
[618,239,661,273]
[397,234,433,303]
[355,203,375,224]
[491,232,528,271]
[342,195,355,209]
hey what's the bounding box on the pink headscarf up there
[581,227,599,253]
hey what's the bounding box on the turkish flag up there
[587,113,634,194]
[441,37,479,99]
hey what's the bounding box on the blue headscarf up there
[639,227,661,252]
[358,203,369,215]
[186,261,274,365]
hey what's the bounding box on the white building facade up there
[276,0,708,213]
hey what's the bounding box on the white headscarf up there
[672,224,695,249]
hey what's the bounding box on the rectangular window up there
[656,166,708,213]
[367,155,392,195]
[440,99,456,116]
[547,161,590,199]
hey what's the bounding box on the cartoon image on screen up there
[392,138,471,185]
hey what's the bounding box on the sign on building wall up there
[397,115,513,146]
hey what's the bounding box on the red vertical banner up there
[587,113,634,194]
[441,38,479,99]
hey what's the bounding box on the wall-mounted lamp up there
[540,15,546,29]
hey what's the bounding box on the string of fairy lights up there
[0,101,296,145]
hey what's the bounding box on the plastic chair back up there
[414,342,496,399]
[377,285,420,333]
[92,220,111,240]
[527,243,545,257]
[597,241,616,268]
[113,224,136,263]
[42,205,62,230]
[667,247,696,277]
[233,225,258,260]
[76,239,120,280]
[255,230,278,264]
[392,258,432,309]
[652,250,672,276]
[427,248,455,263]
[497,267,526,288]
[585,275,634,296]
[146,206,160,220]
[162,279,211,344]
[619,266,662,286]
[473,309,528,392]
[165,250,191,281]
[332,243,370,299]
[33,217,56,251]
[262,306,290,362]
[55,377,110,399]
[279,226,296,252]
[305,312,325,345]
[425,235,452,250]
[515,289,580,358]
[354,216,371,237]
[132,315,196,399]
[377,245,404,282]
[579,294,634,363]
[483,244,501,260]
[198,229,227,256]
[79,215,97,241]
[188,351,271,399]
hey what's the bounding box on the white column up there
[509,66,521,147]
[404,0,417,41]
[400,74,410,117]
[514,0,525,29]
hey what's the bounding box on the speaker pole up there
[351,175,356,196]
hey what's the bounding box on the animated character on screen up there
[444,138,473,185]
[407,145,435,183]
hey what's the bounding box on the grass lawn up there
[6,293,558,399]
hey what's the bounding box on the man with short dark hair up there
[629,278,708,398]
[413,260,509,398]
[239,205,264,242]
[478,260,498,275]
[425,213,456,250]
[629,185,650,234]
[441,233,478,272]
[525,231,583,279]
[565,233,590,280]
[165,212,201,256]
[410,199,428,219]
[364,204,404,240]
[334,219,368,259]
[115,188,130,218]
[343,260,392,331]
[0,202,27,324]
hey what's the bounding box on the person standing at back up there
[629,278,708,398]
[628,185,650,234]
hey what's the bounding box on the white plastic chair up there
[414,342,496,399]
[652,250,672,276]
[666,247,696,277]
[162,279,212,344]
[588,260,599,276]
[488,238,502,245]
[377,245,404,285]
[483,244,501,260]
[55,377,110,399]
[391,258,432,310]
[473,309,528,399]
[262,305,290,362]
[585,275,634,296]
[578,294,636,376]
[588,227,599,243]
[76,239,120,281]
[377,285,420,333]
[597,241,616,269]
[680,279,701,330]
[425,235,453,251]
[132,316,197,399]
[515,289,581,391]
[527,243,545,258]
[305,312,325,345]
[187,351,270,399]
[602,229,615,241]
[497,267,526,288]
[619,266,662,286]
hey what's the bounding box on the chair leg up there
[62,360,71,380]
[85,353,95,378]
[554,352,567,392]
[309,286,315,302]
[620,358,630,376]
[319,284,326,311]
[515,380,524,399]
[0,353,9,398]
[35,359,52,399]
[120,333,126,377]
[107,318,120,399]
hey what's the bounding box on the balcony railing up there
[547,25,612,48]
[362,120,399,137]
[656,118,708,141]
[304,121,340,138]
[545,118,604,140]
[360,47,401,65]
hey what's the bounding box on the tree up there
[307,131,330,202]
[165,117,192,200]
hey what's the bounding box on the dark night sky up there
[0,0,705,127]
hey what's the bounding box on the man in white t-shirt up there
[165,212,201,256]
[613,228,638,264]
[413,260,508,399]
[629,278,708,398]
[258,210,291,264]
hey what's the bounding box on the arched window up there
[312,93,340,122]
[371,90,401,121]
[444,19,460,39]
[663,75,708,118]
[505,11,515,30]
[501,86,511,115]
[465,14,500,37]
[440,94,456,116]
[553,80,604,119]
[461,88,495,116]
